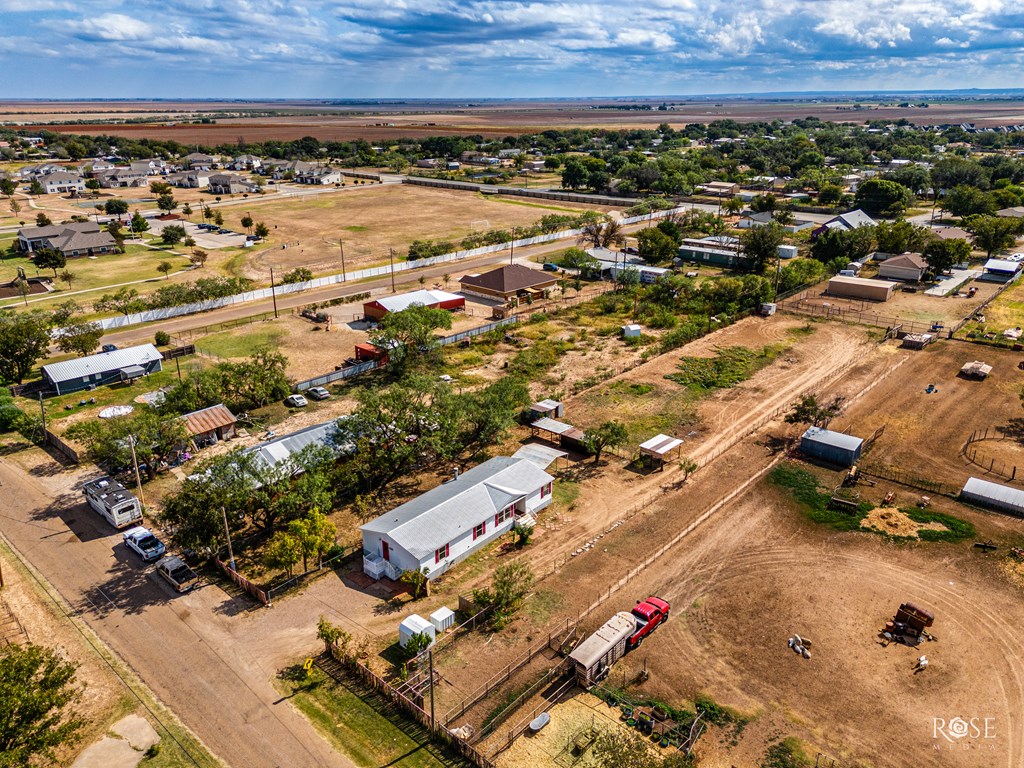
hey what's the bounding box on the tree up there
[0,178,15,197]
[678,457,699,481]
[740,223,784,275]
[66,410,189,481]
[592,728,654,768]
[578,218,624,249]
[240,215,253,233]
[635,227,677,265]
[156,193,178,215]
[288,510,337,572]
[32,247,66,278]
[160,225,186,246]
[561,157,589,190]
[213,210,224,227]
[723,196,744,215]
[855,178,912,216]
[560,247,600,277]
[0,643,85,766]
[282,267,313,284]
[264,531,302,576]
[773,207,795,226]
[149,181,172,195]
[785,394,846,428]
[183,236,196,253]
[85,179,100,191]
[254,222,270,239]
[94,287,145,317]
[583,420,629,464]
[369,304,453,370]
[157,261,175,279]
[944,185,993,218]
[190,250,209,268]
[923,238,971,275]
[218,347,292,409]
[965,215,1023,257]
[400,567,429,599]
[29,179,44,196]
[8,197,19,217]
[818,184,845,206]
[55,320,103,357]
[35,212,52,227]
[875,220,928,255]
[472,561,534,629]
[104,198,129,217]
[460,377,530,450]
[129,210,149,235]
[181,203,192,220]
[58,270,76,290]
[0,310,52,384]
[316,616,350,655]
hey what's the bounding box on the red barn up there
[363,289,465,321]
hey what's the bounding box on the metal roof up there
[531,417,574,435]
[961,477,1024,511]
[246,418,349,472]
[639,434,684,456]
[531,399,561,411]
[181,404,236,436]
[801,427,864,451]
[984,259,1021,273]
[569,612,636,667]
[370,289,463,314]
[43,344,162,385]
[511,443,568,469]
[361,457,553,559]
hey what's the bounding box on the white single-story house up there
[361,457,554,581]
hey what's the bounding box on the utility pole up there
[339,239,346,282]
[174,356,182,382]
[509,227,516,265]
[269,266,279,319]
[38,392,46,435]
[129,435,145,510]
[389,247,396,292]
[221,506,236,571]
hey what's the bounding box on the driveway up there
[0,453,353,768]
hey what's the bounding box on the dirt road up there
[0,452,353,768]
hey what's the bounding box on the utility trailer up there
[83,477,143,529]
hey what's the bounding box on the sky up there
[2,0,1024,98]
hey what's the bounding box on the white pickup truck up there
[122,526,166,563]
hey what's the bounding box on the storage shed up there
[800,427,864,467]
[960,477,1024,517]
[398,614,436,648]
[826,276,896,302]
[430,607,455,633]
[529,399,564,420]
[181,404,237,445]
[568,612,637,687]
[639,434,684,468]
[362,289,465,321]
[622,324,642,338]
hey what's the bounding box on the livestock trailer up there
[568,612,636,687]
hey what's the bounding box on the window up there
[540,482,552,499]
[473,522,486,540]
[434,543,449,564]
[495,506,514,526]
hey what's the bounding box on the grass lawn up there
[275,666,467,768]
[19,368,180,428]
[195,325,285,359]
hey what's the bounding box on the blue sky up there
[2,0,1024,98]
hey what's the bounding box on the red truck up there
[627,596,671,648]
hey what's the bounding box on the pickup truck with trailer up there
[83,477,143,529]
[155,556,199,593]
[122,526,166,562]
[569,596,670,687]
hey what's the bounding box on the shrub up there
[154,330,171,347]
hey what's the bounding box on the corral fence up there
[291,316,521,392]
[403,176,642,206]
[856,465,958,497]
[170,313,277,342]
[214,557,270,606]
[949,274,1022,341]
[962,428,1022,483]
[481,666,575,758]
[776,297,943,335]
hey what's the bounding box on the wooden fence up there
[961,428,1022,483]
[214,557,270,606]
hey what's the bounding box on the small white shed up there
[398,614,436,648]
[430,607,456,633]
[622,324,642,338]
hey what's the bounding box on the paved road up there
[0,457,352,768]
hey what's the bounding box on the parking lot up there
[147,217,250,249]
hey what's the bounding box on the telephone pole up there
[389,247,396,292]
[339,239,347,282]
[129,435,145,510]
[269,267,279,319]
[221,506,236,571]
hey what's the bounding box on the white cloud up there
[74,13,154,41]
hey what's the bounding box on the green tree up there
[160,225,186,247]
[369,304,453,370]
[219,346,292,409]
[316,616,351,654]
[472,561,534,629]
[190,250,209,269]
[149,181,172,195]
[181,203,192,219]
[578,218,624,249]
[213,210,224,227]
[740,222,784,274]
[0,644,85,766]
[0,178,15,197]
[94,287,145,317]
[55,320,103,357]
[35,212,52,227]
[560,247,600,277]
[104,198,129,217]
[129,210,149,234]
[583,420,629,464]
[944,185,993,217]
[817,184,844,206]
[156,193,178,215]
[32,247,66,278]
[66,409,189,481]
[723,196,744,215]
[264,531,302,576]
[965,215,1023,257]
[855,178,912,216]
[28,179,44,196]
[182,236,196,253]
[288,510,337,572]
[636,227,677,265]
[0,310,52,384]
[561,157,589,190]
[400,567,430,599]
[58,270,76,290]
[460,377,530,450]
[157,260,174,279]
[923,238,971,275]
[785,394,846,428]
[592,728,653,768]
[240,214,253,233]
[875,220,928,255]
[254,222,270,239]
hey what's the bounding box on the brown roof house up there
[181,404,237,447]
[877,252,927,282]
[459,265,557,303]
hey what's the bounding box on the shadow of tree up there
[997,418,1024,443]
[78,548,177,618]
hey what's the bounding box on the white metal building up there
[960,477,1024,517]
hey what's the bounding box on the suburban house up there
[167,171,212,189]
[416,158,439,168]
[208,173,257,195]
[877,252,928,282]
[228,155,262,171]
[17,222,117,258]
[97,168,148,188]
[361,456,554,581]
[128,160,161,175]
[16,163,63,179]
[522,160,546,172]
[243,417,355,475]
[362,289,465,321]
[459,264,557,303]
[586,247,669,284]
[182,152,217,170]
[181,404,238,447]
[677,236,747,269]
[811,209,876,240]
[265,159,315,179]
[38,171,86,195]
[41,344,163,395]
[294,167,341,185]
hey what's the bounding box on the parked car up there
[122,526,166,562]
[284,394,308,407]
[307,387,331,401]
[155,555,199,593]
[542,262,560,272]
[101,344,118,353]
[624,246,640,255]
